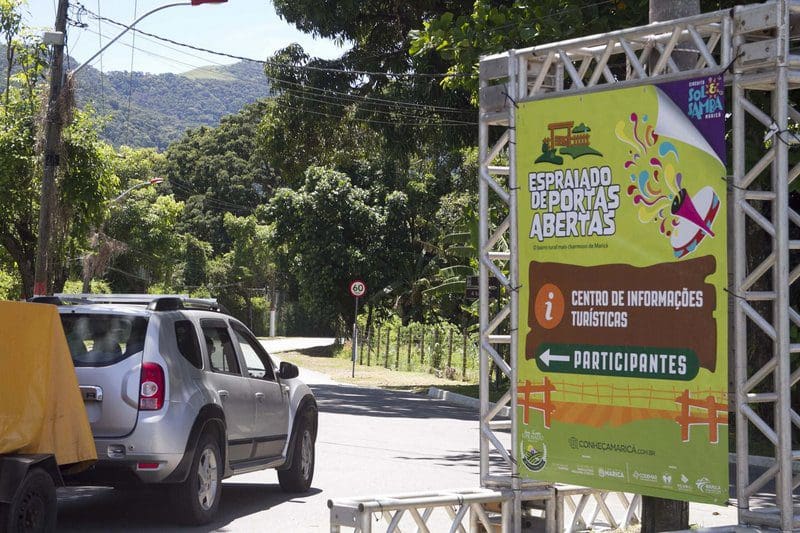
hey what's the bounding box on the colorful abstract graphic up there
[616,112,720,258]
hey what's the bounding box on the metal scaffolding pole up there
[772,8,794,532]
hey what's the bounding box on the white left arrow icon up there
[540,348,570,367]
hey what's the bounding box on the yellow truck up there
[0,301,96,532]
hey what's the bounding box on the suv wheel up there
[175,432,222,525]
[278,412,315,493]
[0,467,57,533]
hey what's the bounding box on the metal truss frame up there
[328,487,555,533]
[478,1,799,530]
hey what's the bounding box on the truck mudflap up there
[0,454,62,503]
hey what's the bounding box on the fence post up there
[462,330,468,379]
[395,328,400,370]
[448,329,454,368]
[407,328,412,369]
[384,328,390,368]
[371,326,378,366]
[420,328,425,365]
[433,328,440,370]
[359,328,364,365]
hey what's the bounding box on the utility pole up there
[33,0,69,296]
[641,2,698,530]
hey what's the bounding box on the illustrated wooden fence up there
[546,380,728,411]
[674,390,728,443]
[517,377,557,428]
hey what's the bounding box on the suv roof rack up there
[54,293,188,305]
[27,295,66,305]
[146,296,227,313]
[52,293,228,314]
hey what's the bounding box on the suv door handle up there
[254,392,265,402]
[218,390,229,400]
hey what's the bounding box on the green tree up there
[163,102,271,253]
[206,213,274,332]
[103,189,184,292]
[409,1,647,95]
[183,234,211,290]
[0,5,115,297]
[266,166,389,332]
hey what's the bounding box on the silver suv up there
[47,294,317,525]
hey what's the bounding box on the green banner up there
[515,76,729,505]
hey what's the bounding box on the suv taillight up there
[139,362,165,410]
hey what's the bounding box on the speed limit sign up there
[349,280,367,298]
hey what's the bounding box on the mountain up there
[74,60,271,150]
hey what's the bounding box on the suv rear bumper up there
[64,452,183,485]
[77,399,200,484]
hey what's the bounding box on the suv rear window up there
[60,314,148,367]
[175,320,202,369]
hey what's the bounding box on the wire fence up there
[354,323,481,381]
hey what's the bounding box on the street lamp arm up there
[72,2,191,76]
[110,178,163,205]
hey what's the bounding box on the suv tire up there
[278,412,315,493]
[174,432,222,525]
[0,467,57,533]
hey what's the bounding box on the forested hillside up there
[74,60,270,149]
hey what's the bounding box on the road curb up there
[428,387,510,418]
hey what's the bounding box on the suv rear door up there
[200,319,255,463]
[60,312,148,438]
[231,322,289,459]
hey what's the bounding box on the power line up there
[68,6,474,116]
[273,80,473,115]
[72,2,472,80]
[96,0,104,109]
[271,99,476,127]
[275,89,476,125]
[107,265,149,281]
[77,24,267,84]
[167,179,255,214]
[79,22,471,120]
[124,0,138,146]
[73,25,475,127]
[77,15,260,81]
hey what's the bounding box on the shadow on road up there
[57,483,322,532]
[394,449,511,473]
[311,383,478,421]
[295,345,335,357]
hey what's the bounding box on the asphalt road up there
[53,337,782,531]
[56,337,493,532]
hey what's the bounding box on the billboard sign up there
[515,75,729,504]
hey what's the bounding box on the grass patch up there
[277,345,477,390]
[275,343,513,404]
[181,66,236,81]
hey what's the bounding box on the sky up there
[24,0,346,74]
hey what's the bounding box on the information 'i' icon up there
[534,283,564,329]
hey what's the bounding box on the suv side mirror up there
[279,361,299,380]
